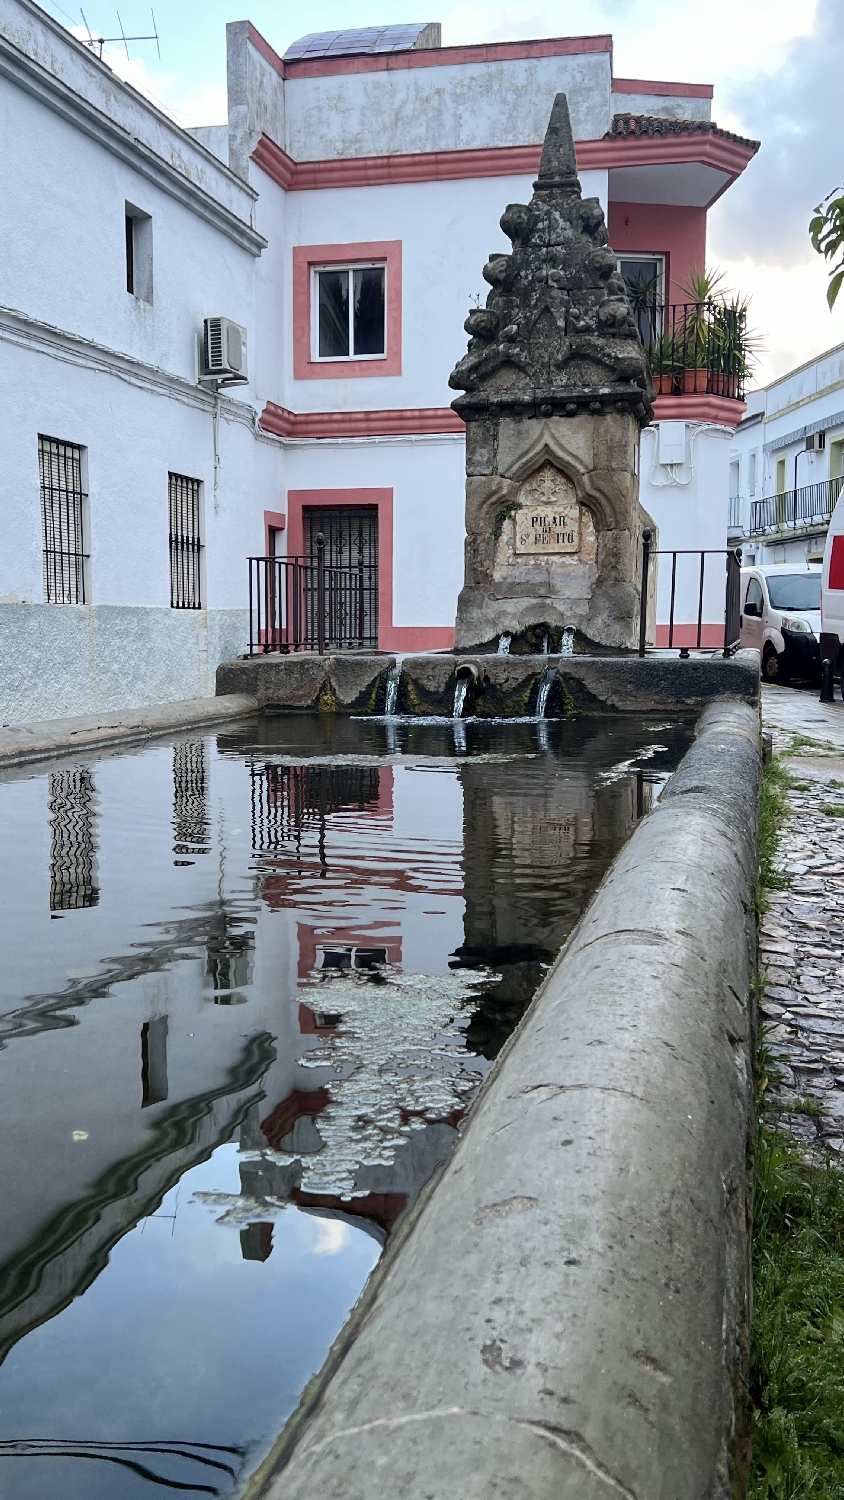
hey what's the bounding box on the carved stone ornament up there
[449,93,654,425]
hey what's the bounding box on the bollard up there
[820,658,834,703]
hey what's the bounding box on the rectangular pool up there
[0,712,692,1497]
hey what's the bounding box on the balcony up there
[727,494,742,531]
[631,300,752,403]
[748,476,844,537]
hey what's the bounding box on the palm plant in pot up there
[710,295,757,398]
[677,267,727,394]
[646,331,680,394]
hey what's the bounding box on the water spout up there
[452,675,470,719]
[535,670,554,719]
[541,632,550,655]
[560,627,575,656]
[497,633,512,655]
[384,664,400,716]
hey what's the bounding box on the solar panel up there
[284,23,438,60]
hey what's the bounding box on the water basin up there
[0,712,693,1496]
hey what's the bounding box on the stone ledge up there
[0,695,260,769]
[246,699,761,1500]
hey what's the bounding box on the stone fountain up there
[449,92,656,654]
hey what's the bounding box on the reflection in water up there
[48,766,98,911]
[0,713,692,1497]
[172,741,210,859]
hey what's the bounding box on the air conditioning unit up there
[806,430,826,451]
[200,317,248,384]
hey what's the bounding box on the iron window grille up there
[312,264,386,360]
[169,472,203,609]
[38,436,89,604]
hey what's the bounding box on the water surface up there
[0,712,692,1496]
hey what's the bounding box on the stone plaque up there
[514,463,581,556]
[516,500,580,555]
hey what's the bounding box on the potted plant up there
[646,331,679,394]
[677,267,726,394]
[709,295,757,399]
[625,271,661,347]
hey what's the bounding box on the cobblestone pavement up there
[759,686,844,1149]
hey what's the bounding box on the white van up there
[740,563,822,685]
[821,490,844,695]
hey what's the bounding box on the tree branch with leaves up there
[810,188,844,308]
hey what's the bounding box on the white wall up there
[640,422,733,630]
[252,169,608,414]
[281,52,613,161]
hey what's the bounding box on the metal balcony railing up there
[748,475,844,536]
[728,495,742,529]
[629,300,751,402]
[248,535,378,654]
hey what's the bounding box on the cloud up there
[709,0,844,270]
[312,1218,352,1256]
[69,25,226,126]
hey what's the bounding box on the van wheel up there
[763,647,788,685]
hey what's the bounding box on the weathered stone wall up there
[458,410,654,650]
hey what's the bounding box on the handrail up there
[639,540,742,658]
[248,545,378,654]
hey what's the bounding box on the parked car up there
[740,563,822,684]
[821,490,844,698]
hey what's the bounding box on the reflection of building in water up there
[172,741,209,857]
[206,910,255,1001]
[48,766,98,910]
[141,1017,168,1108]
[456,746,646,1055]
[250,762,382,855]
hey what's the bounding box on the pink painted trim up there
[613,77,713,99]
[286,487,455,651]
[263,509,286,556]
[248,27,613,81]
[652,394,746,424]
[292,241,402,381]
[655,624,725,647]
[252,131,754,195]
[260,402,463,438]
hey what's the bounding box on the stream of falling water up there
[560,627,575,656]
[535,672,553,719]
[384,665,401,716]
[452,675,469,718]
[497,633,511,655]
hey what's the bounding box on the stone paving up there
[759,685,844,1149]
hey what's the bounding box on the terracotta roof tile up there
[608,113,759,152]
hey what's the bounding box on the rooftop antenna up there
[78,6,160,60]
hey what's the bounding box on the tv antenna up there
[79,7,160,60]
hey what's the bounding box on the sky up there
[39,0,844,389]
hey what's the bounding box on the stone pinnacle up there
[533,91,581,195]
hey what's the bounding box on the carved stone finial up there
[448,91,653,425]
[533,92,580,194]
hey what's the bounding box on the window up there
[830,437,844,479]
[744,577,764,614]
[169,473,203,609]
[38,435,89,603]
[125,202,153,302]
[617,255,666,343]
[313,264,386,360]
[766,573,821,611]
[729,460,740,499]
[749,451,757,496]
[775,456,787,495]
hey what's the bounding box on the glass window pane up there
[318,271,349,357]
[353,267,385,356]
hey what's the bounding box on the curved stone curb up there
[249,699,760,1500]
[0,694,260,769]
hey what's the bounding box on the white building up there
[729,342,844,568]
[0,2,760,723]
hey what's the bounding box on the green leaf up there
[828,268,844,310]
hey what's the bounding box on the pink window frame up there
[292,241,402,380]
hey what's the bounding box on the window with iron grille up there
[169,473,203,609]
[38,435,89,604]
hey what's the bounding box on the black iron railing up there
[639,529,742,658]
[630,300,750,402]
[749,475,844,536]
[248,534,378,654]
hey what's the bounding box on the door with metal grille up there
[303,507,378,649]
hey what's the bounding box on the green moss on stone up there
[318,678,338,714]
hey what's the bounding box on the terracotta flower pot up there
[682,367,709,394]
[654,374,675,395]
